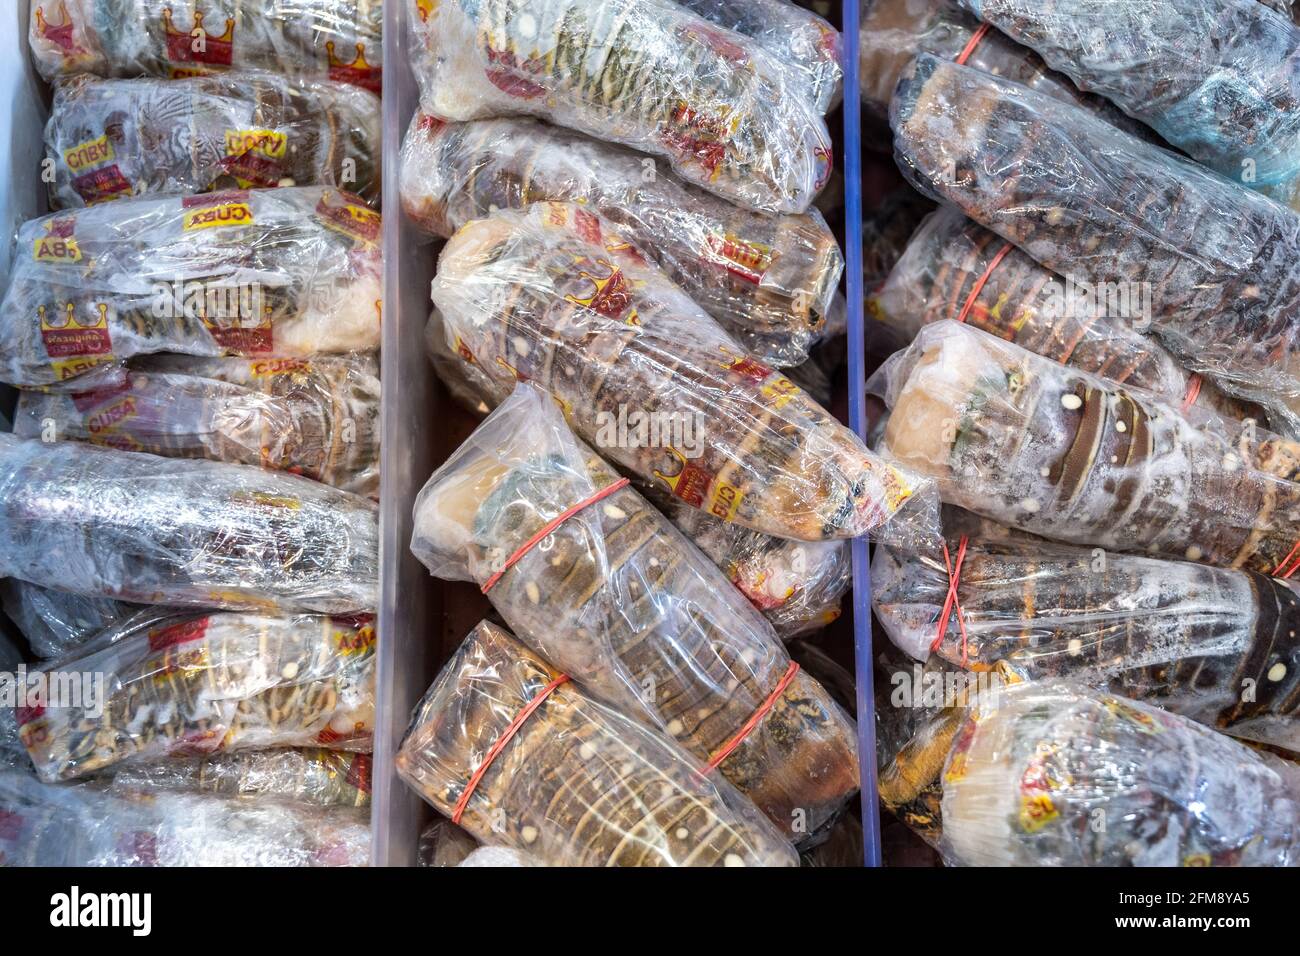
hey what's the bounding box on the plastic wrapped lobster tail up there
[953,0,1300,208]
[673,0,842,114]
[433,202,939,545]
[870,321,1300,575]
[28,0,382,94]
[939,681,1300,866]
[0,434,378,613]
[401,114,842,368]
[868,206,1259,423]
[873,538,1300,752]
[0,186,381,389]
[0,579,139,661]
[14,353,381,496]
[109,748,373,808]
[408,0,832,214]
[18,611,375,783]
[45,72,380,209]
[891,54,1300,433]
[0,768,370,866]
[411,384,860,835]
[396,620,800,867]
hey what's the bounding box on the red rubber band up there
[931,536,972,666]
[480,478,630,594]
[1273,541,1300,580]
[956,243,1013,325]
[1181,373,1203,414]
[451,673,570,825]
[706,661,801,771]
[955,23,992,66]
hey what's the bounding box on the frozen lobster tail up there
[0,433,379,613]
[400,113,842,368]
[0,186,381,389]
[15,353,382,496]
[45,71,381,208]
[395,620,800,867]
[27,0,382,94]
[870,321,1300,575]
[432,202,940,545]
[408,0,833,214]
[939,681,1300,866]
[890,54,1300,433]
[18,611,376,782]
[411,383,860,836]
[954,0,1300,207]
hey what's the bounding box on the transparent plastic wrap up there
[954,0,1300,208]
[0,579,139,661]
[0,434,379,613]
[939,681,1300,866]
[407,0,832,214]
[432,202,939,545]
[18,611,375,783]
[891,54,1300,433]
[400,113,842,368]
[109,747,373,807]
[458,846,545,867]
[672,0,842,114]
[0,186,382,389]
[15,353,381,496]
[396,620,799,867]
[28,0,382,94]
[411,384,859,836]
[871,320,1300,576]
[873,538,1300,752]
[0,768,370,866]
[868,206,1259,423]
[417,817,479,867]
[45,71,381,209]
[861,186,935,289]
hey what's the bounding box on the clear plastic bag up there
[45,71,380,209]
[873,537,1300,752]
[28,0,382,95]
[868,206,1260,423]
[891,54,1300,433]
[18,610,375,782]
[407,0,833,214]
[0,579,139,661]
[457,846,545,867]
[939,681,1300,866]
[417,817,479,867]
[400,113,842,368]
[109,747,372,807]
[432,201,939,545]
[396,620,799,866]
[954,0,1300,207]
[871,319,1300,576]
[0,767,370,866]
[0,186,381,389]
[411,384,859,836]
[15,353,381,496]
[0,433,379,613]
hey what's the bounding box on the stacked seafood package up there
[861,0,1300,866]
[0,0,383,867]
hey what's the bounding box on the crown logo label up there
[327,41,381,95]
[163,7,236,67]
[35,2,83,56]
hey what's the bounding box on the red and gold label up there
[63,135,114,173]
[72,165,134,205]
[703,232,772,285]
[316,191,380,245]
[148,617,211,653]
[163,7,235,67]
[182,198,254,231]
[333,620,376,657]
[40,302,114,381]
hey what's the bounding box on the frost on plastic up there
[939,681,1300,866]
[411,384,859,836]
[873,538,1300,752]
[0,579,139,661]
[869,206,1258,423]
[0,768,370,866]
[400,114,842,368]
[890,55,1300,434]
[0,434,379,613]
[18,610,375,782]
[15,353,381,496]
[0,186,381,389]
[28,0,382,95]
[406,0,833,214]
[955,0,1300,208]
[432,202,939,545]
[871,322,1300,576]
[396,620,799,867]
[45,72,380,209]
